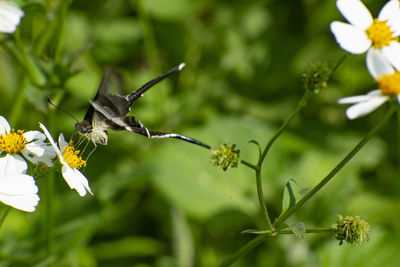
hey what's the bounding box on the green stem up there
[242,227,335,235]
[240,160,258,170]
[8,78,27,127]
[259,91,313,165]
[219,235,267,267]
[256,169,273,230]
[14,30,46,86]
[0,206,11,230]
[245,91,314,230]
[45,112,57,265]
[396,103,400,181]
[45,172,55,262]
[274,105,396,227]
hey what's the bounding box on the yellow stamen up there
[62,142,86,169]
[0,129,27,154]
[377,71,400,96]
[366,19,398,48]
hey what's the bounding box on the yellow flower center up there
[377,71,400,96]
[366,19,398,48]
[62,142,86,169]
[0,129,27,154]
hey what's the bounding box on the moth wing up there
[86,67,131,122]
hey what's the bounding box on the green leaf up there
[288,222,306,241]
[281,179,297,215]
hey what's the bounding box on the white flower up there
[0,154,39,212]
[0,1,24,33]
[330,0,400,70]
[39,123,93,197]
[339,50,400,119]
[0,116,56,167]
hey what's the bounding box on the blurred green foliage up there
[0,0,399,266]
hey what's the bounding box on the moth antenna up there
[47,96,79,122]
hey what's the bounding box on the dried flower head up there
[211,144,240,171]
[334,215,370,245]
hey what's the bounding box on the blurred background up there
[0,0,399,266]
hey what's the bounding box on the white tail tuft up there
[178,63,186,71]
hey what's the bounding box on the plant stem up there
[255,169,274,230]
[245,91,314,230]
[8,78,27,127]
[274,105,396,227]
[219,235,267,267]
[242,227,335,235]
[259,91,313,165]
[45,112,57,266]
[0,206,11,230]
[241,160,258,170]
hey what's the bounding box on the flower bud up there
[302,62,332,93]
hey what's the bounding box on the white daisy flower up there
[0,1,24,33]
[0,154,39,212]
[330,0,400,70]
[339,50,400,119]
[0,116,56,167]
[39,123,93,197]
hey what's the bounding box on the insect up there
[75,63,210,149]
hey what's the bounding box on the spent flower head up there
[211,144,240,171]
[334,215,370,245]
[330,0,400,70]
[338,50,400,119]
[0,1,24,34]
[39,123,92,197]
[302,62,332,93]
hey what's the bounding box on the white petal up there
[22,130,57,166]
[0,154,27,176]
[23,130,46,142]
[336,0,373,30]
[0,116,11,134]
[338,90,382,104]
[58,134,69,152]
[398,94,400,103]
[0,2,24,34]
[345,95,388,119]
[378,0,400,34]
[21,145,56,167]
[339,95,371,104]
[382,42,400,71]
[0,174,38,194]
[0,174,39,212]
[366,49,395,79]
[39,123,62,159]
[330,21,371,54]
[61,165,93,197]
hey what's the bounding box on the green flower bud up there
[302,62,332,93]
[334,215,370,245]
[211,144,240,171]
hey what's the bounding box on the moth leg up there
[85,145,97,162]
